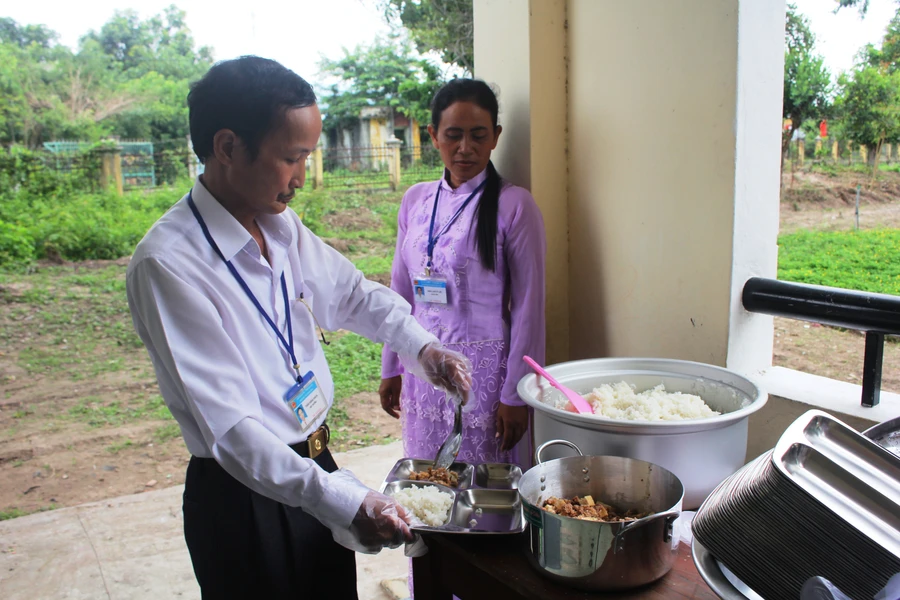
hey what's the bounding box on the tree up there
[318,35,443,134]
[379,0,473,74]
[835,66,900,175]
[783,5,831,167]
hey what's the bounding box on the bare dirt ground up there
[1,172,899,519]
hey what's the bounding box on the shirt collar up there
[190,177,293,262]
[438,166,489,195]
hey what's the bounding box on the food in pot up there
[391,486,453,526]
[408,466,459,487]
[541,495,650,522]
[579,381,720,421]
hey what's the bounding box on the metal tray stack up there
[691,410,900,600]
[379,458,525,534]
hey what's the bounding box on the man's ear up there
[212,130,238,166]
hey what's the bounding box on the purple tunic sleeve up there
[500,188,547,406]
[381,190,416,378]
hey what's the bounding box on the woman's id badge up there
[283,371,328,433]
[413,276,448,304]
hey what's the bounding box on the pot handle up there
[534,439,583,465]
[613,509,681,553]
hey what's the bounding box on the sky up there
[1,0,392,84]
[2,0,899,83]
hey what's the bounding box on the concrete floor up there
[0,442,409,599]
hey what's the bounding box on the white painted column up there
[474,0,570,364]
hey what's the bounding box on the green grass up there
[322,331,383,402]
[0,505,56,521]
[353,255,393,277]
[778,229,900,295]
[67,394,171,428]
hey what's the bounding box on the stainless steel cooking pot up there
[517,357,767,508]
[518,440,684,591]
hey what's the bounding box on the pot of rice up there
[516,358,767,509]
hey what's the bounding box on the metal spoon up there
[434,399,463,470]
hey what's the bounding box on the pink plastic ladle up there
[523,355,594,415]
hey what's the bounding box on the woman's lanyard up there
[426,178,488,275]
[187,192,302,382]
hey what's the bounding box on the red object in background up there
[820,119,828,138]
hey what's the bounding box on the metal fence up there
[310,144,446,191]
[786,137,900,166]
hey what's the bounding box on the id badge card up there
[283,371,328,433]
[413,275,448,304]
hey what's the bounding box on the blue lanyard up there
[187,192,301,380]
[426,178,488,272]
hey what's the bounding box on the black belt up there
[290,423,330,459]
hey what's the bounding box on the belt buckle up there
[308,425,328,459]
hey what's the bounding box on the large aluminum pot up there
[519,440,684,591]
[517,358,767,509]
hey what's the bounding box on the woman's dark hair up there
[188,56,317,163]
[431,78,501,272]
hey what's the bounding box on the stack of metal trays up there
[691,410,900,600]
[864,415,900,458]
[379,458,525,534]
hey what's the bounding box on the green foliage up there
[322,332,383,401]
[0,8,212,148]
[834,67,900,160]
[379,0,473,74]
[318,34,443,133]
[783,5,831,157]
[0,221,34,267]
[778,229,900,295]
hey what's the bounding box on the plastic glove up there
[404,533,428,558]
[409,342,473,405]
[333,489,415,554]
[874,573,900,600]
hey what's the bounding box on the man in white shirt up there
[126,56,471,599]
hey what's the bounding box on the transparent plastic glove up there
[404,533,428,558]
[800,577,851,600]
[324,470,414,554]
[403,342,473,406]
[336,490,415,554]
[874,573,900,600]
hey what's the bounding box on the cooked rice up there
[391,486,453,526]
[582,381,719,421]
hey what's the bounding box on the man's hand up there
[349,490,415,552]
[496,404,529,451]
[379,376,403,419]
[418,343,473,404]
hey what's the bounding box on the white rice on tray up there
[581,381,720,421]
[391,486,453,526]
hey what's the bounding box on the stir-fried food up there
[541,495,650,522]
[408,466,459,487]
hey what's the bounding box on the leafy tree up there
[835,66,900,174]
[318,35,443,134]
[379,0,473,74]
[783,5,831,166]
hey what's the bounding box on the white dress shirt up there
[126,179,437,531]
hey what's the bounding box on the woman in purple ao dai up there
[379,79,547,473]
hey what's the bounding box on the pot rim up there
[519,453,686,525]
[517,357,768,435]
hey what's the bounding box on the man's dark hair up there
[188,56,317,163]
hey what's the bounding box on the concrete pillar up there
[860,144,868,164]
[475,0,783,370]
[474,0,569,364]
[887,143,893,163]
[312,143,324,190]
[386,137,402,191]
[411,118,422,163]
[798,140,805,166]
[832,140,839,162]
[98,145,123,196]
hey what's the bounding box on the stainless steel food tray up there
[692,539,764,600]
[380,458,525,534]
[864,415,900,458]
[772,410,900,558]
